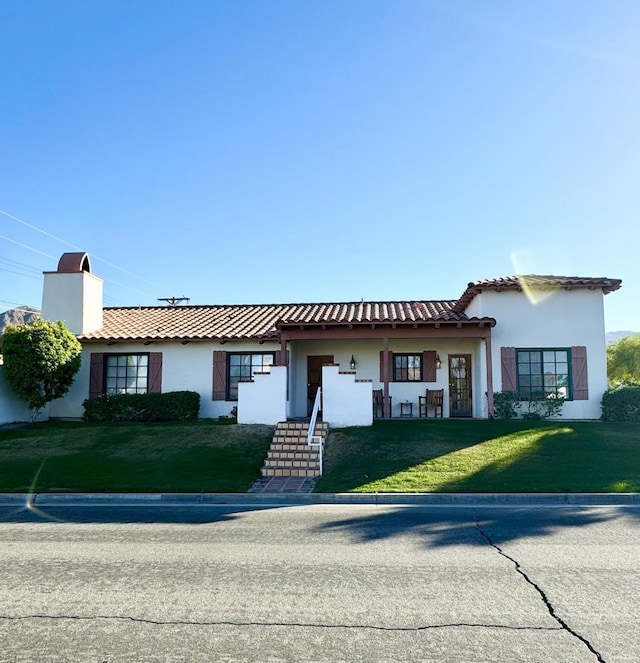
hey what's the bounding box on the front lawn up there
[2,419,639,494]
[0,420,273,493]
[316,419,640,493]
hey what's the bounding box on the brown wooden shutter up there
[500,347,517,392]
[379,350,385,382]
[571,346,588,400]
[148,353,162,393]
[212,350,227,400]
[422,350,437,382]
[89,352,104,399]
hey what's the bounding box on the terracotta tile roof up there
[454,274,622,311]
[78,274,619,343]
[277,301,458,324]
[78,300,489,342]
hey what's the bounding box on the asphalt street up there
[0,502,638,662]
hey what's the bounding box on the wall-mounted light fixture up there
[350,355,356,370]
[435,354,442,370]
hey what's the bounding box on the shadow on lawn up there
[318,421,640,493]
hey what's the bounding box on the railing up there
[307,387,324,476]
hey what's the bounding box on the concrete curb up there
[2,492,640,507]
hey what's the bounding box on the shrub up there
[2,319,82,415]
[493,391,565,420]
[601,387,640,422]
[83,390,200,422]
[520,391,565,419]
[493,391,521,419]
[607,336,640,387]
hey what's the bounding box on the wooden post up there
[383,337,390,418]
[485,332,494,417]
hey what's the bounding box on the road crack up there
[475,520,607,663]
[0,613,560,633]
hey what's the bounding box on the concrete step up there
[270,443,320,452]
[261,467,320,478]
[267,451,319,461]
[260,420,327,479]
[268,455,319,464]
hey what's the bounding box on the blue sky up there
[1,1,639,331]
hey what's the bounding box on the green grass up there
[0,420,273,493]
[316,419,640,493]
[2,419,639,494]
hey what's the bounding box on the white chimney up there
[42,252,103,335]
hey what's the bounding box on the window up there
[227,352,275,400]
[104,354,149,394]
[393,353,422,382]
[516,349,571,399]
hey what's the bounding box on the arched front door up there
[449,354,472,417]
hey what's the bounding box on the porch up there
[237,336,495,427]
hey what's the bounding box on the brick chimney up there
[41,252,103,335]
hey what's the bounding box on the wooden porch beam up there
[280,326,492,340]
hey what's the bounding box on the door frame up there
[306,355,334,415]
[448,353,473,418]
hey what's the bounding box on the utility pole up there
[157,296,190,307]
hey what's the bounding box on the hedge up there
[83,391,200,422]
[601,387,640,423]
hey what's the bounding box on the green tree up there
[2,319,82,414]
[607,335,640,387]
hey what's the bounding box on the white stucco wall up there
[476,289,608,419]
[0,367,48,424]
[321,365,373,427]
[49,340,280,420]
[45,285,609,423]
[41,271,103,335]
[237,366,287,425]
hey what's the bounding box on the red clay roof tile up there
[453,275,622,311]
[77,274,620,342]
[78,299,480,342]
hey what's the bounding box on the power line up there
[0,208,169,291]
[0,255,41,274]
[0,233,57,259]
[104,296,126,306]
[0,299,40,310]
[0,213,167,303]
[0,209,80,251]
[0,267,42,280]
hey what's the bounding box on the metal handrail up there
[307,388,324,476]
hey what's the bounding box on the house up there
[33,251,620,428]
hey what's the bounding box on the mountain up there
[606,331,640,344]
[0,307,40,336]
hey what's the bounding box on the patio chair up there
[418,388,444,418]
[373,389,384,418]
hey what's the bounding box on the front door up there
[449,354,472,417]
[307,355,333,415]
